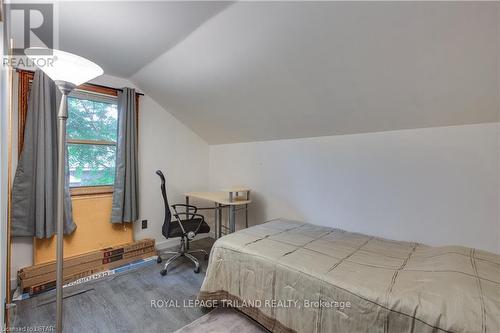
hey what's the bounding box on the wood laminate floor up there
[10,238,215,333]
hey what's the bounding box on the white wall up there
[10,73,210,283]
[498,124,500,255]
[210,123,500,254]
[129,82,211,248]
[93,75,211,247]
[497,5,500,259]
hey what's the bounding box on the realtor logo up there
[4,3,53,55]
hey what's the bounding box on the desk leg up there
[245,204,248,228]
[185,196,190,249]
[218,204,223,238]
[214,202,219,239]
[229,205,236,233]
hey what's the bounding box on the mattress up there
[198,219,500,333]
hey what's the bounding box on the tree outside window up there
[66,96,118,188]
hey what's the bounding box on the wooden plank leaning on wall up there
[16,70,140,264]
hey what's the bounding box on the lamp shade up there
[25,48,103,86]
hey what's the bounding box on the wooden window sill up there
[70,186,114,196]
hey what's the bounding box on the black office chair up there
[155,170,210,275]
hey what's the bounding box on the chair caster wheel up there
[157,256,162,264]
[194,266,200,274]
[160,269,167,276]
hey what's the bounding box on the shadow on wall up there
[232,192,265,231]
[248,192,268,227]
[233,191,305,230]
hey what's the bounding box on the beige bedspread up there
[198,219,500,333]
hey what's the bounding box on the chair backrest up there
[156,170,172,238]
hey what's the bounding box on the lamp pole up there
[24,48,103,333]
[54,81,75,333]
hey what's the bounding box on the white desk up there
[183,187,251,238]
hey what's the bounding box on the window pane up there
[67,97,118,142]
[68,144,116,187]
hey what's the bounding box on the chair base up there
[157,237,209,275]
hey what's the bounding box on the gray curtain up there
[111,88,139,223]
[11,70,76,238]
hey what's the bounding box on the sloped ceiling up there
[58,1,231,77]
[131,1,499,144]
[61,2,499,144]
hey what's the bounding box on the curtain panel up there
[111,87,139,223]
[11,70,76,238]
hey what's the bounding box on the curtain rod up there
[15,68,145,96]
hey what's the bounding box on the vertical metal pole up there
[185,196,190,250]
[245,204,248,229]
[214,202,219,239]
[229,205,236,233]
[218,204,222,238]
[245,191,250,229]
[56,92,68,333]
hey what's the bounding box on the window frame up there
[17,69,140,196]
[67,92,118,192]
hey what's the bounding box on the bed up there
[198,219,500,333]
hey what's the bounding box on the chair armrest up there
[171,204,198,215]
[173,212,206,235]
[170,204,198,213]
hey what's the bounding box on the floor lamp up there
[24,48,103,333]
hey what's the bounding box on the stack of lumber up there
[18,238,156,295]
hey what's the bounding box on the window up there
[18,69,140,195]
[66,93,118,188]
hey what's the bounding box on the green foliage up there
[67,97,117,141]
[67,97,118,187]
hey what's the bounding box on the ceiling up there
[56,2,499,144]
[58,1,231,77]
